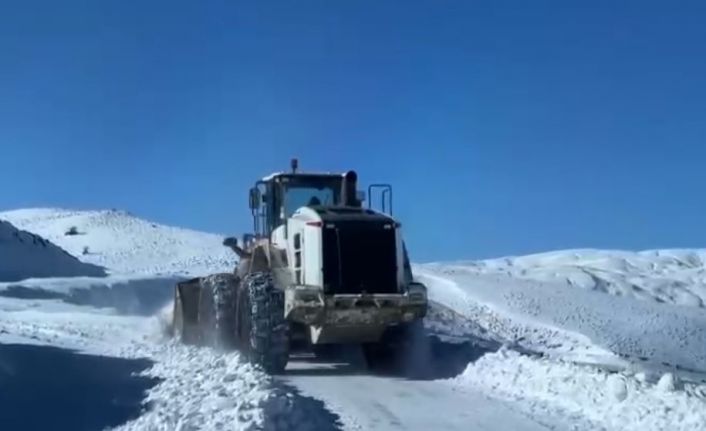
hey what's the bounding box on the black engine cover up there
[316,208,398,295]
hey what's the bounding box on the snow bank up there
[116,343,341,431]
[454,349,706,431]
[0,274,181,317]
[0,219,105,282]
[448,249,706,308]
[0,208,234,276]
[418,267,706,376]
[114,344,273,431]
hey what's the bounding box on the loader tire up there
[199,273,239,349]
[238,272,289,374]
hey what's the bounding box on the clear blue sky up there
[1,1,705,261]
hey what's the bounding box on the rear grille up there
[322,221,398,294]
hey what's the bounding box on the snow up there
[0,288,339,431]
[656,373,677,392]
[607,374,628,402]
[417,263,706,376]
[260,171,337,181]
[0,208,234,276]
[284,360,556,431]
[454,349,706,431]
[0,219,105,281]
[417,252,706,431]
[116,343,341,431]
[4,206,706,431]
[444,249,706,308]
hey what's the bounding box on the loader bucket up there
[176,278,201,326]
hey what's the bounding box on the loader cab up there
[249,170,362,236]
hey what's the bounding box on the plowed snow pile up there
[455,349,706,431]
[116,343,339,431]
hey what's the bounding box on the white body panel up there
[275,206,408,291]
[271,225,287,250]
[288,207,325,287]
[266,205,427,343]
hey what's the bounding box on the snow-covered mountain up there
[0,218,105,281]
[0,208,235,276]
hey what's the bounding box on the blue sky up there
[1,1,705,261]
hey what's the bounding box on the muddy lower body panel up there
[285,287,427,344]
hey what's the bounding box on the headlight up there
[291,289,323,304]
[407,282,427,303]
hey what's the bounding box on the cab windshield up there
[281,175,342,218]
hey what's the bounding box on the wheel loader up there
[172,160,428,373]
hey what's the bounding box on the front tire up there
[238,272,289,374]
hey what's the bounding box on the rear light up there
[306,221,323,227]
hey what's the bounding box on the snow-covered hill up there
[443,249,706,308]
[0,219,105,281]
[419,248,706,375]
[416,250,706,431]
[0,208,234,276]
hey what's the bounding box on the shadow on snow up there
[0,343,159,431]
[0,277,180,316]
[286,333,502,381]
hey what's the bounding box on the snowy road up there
[284,359,552,431]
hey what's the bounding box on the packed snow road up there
[283,358,554,431]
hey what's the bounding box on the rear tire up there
[238,272,289,374]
